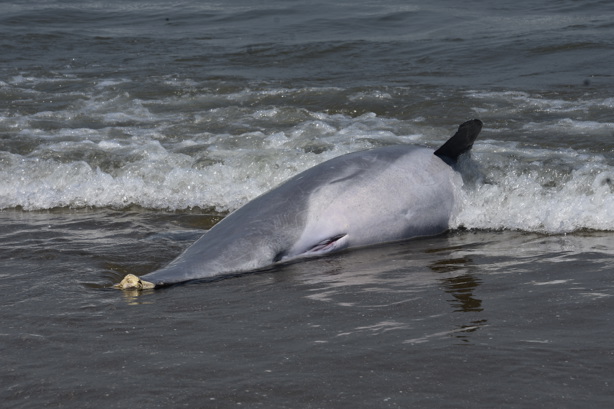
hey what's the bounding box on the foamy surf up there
[453,147,614,233]
[1,78,612,234]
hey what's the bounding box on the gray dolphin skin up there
[115,119,482,290]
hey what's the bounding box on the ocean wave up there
[454,149,614,233]
[2,79,613,233]
[2,128,613,234]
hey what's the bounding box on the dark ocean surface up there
[1,1,613,408]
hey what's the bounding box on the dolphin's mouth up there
[273,233,349,264]
[305,233,348,254]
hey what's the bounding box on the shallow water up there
[2,209,614,408]
[1,0,614,407]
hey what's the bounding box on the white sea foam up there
[3,126,612,234]
[452,147,614,233]
[2,82,613,233]
[0,117,372,212]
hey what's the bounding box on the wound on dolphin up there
[115,119,483,290]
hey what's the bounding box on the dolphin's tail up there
[434,119,483,165]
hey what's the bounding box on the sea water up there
[1,1,613,408]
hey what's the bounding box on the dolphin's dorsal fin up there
[434,119,483,164]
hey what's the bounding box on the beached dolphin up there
[115,119,482,290]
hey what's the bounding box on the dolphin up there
[115,119,482,290]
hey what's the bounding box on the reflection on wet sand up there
[281,236,492,343]
[429,256,483,312]
[428,250,487,342]
[119,289,155,306]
